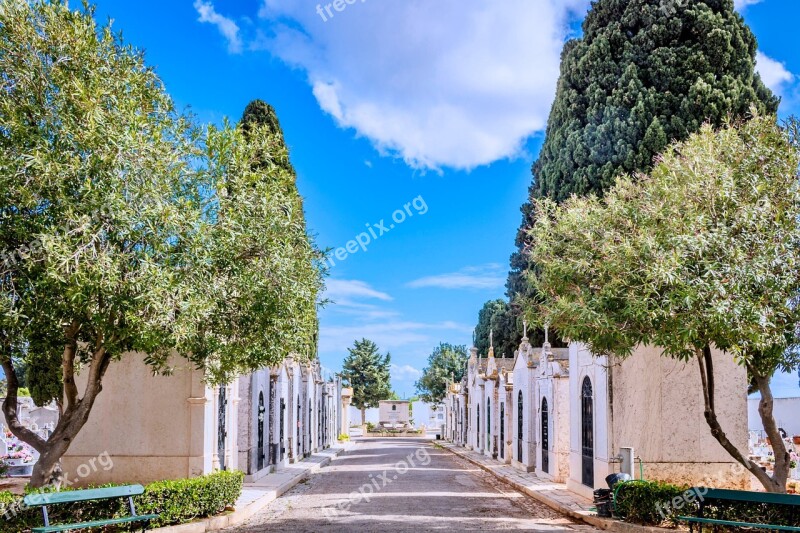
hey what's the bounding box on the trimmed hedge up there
[614,480,697,527]
[614,481,799,529]
[0,470,243,532]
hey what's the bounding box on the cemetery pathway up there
[224,438,600,532]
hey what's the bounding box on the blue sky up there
[92,0,800,398]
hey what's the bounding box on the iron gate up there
[581,377,594,487]
[499,403,505,459]
[541,397,549,473]
[517,391,523,462]
[279,398,286,462]
[217,387,227,471]
[257,391,265,471]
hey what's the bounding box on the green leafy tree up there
[340,339,392,424]
[508,0,778,303]
[474,299,506,356]
[0,0,322,487]
[474,299,559,358]
[415,343,468,403]
[240,99,295,178]
[528,116,800,493]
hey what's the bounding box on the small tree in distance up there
[340,339,392,425]
[529,116,800,493]
[415,343,468,404]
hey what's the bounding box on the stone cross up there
[523,320,528,339]
[544,323,549,345]
[489,328,493,349]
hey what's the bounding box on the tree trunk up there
[752,371,791,491]
[696,346,786,493]
[2,340,112,489]
[361,407,366,426]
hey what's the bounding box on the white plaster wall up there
[348,406,378,425]
[610,346,748,488]
[567,343,610,499]
[748,397,800,437]
[484,378,497,458]
[63,354,221,485]
[511,353,537,471]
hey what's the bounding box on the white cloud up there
[194,0,243,54]
[254,1,589,170]
[756,51,795,97]
[734,0,762,10]
[325,279,392,303]
[391,364,422,381]
[319,320,470,356]
[407,264,506,290]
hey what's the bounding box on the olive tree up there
[528,116,800,493]
[0,0,322,487]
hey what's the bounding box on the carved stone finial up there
[523,320,528,340]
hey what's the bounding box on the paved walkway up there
[237,444,349,509]
[224,438,600,532]
[439,443,595,518]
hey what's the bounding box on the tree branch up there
[61,320,81,411]
[697,348,782,492]
[1,359,47,453]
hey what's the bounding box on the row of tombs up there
[57,354,350,485]
[443,334,752,500]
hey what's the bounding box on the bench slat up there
[31,514,158,533]
[701,488,800,506]
[678,516,800,532]
[24,485,146,507]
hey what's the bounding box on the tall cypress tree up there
[508,0,778,300]
[237,99,320,358]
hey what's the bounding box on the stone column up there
[211,386,221,471]
[492,382,499,459]
[286,357,295,463]
[478,382,485,453]
[505,382,513,464]
[341,387,353,438]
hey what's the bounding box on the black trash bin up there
[593,488,613,518]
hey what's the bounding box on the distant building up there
[379,400,410,428]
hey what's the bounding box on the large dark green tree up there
[340,339,392,424]
[474,299,559,358]
[415,343,468,403]
[508,0,778,302]
[474,299,507,356]
[240,99,294,177]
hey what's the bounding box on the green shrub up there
[700,497,799,529]
[614,481,799,529]
[614,480,696,527]
[0,470,243,531]
[366,422,375,432]
[135,470,243,528]
[338,434,350,441]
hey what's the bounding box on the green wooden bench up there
[678,487,800,532]
[23,484,158,532]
